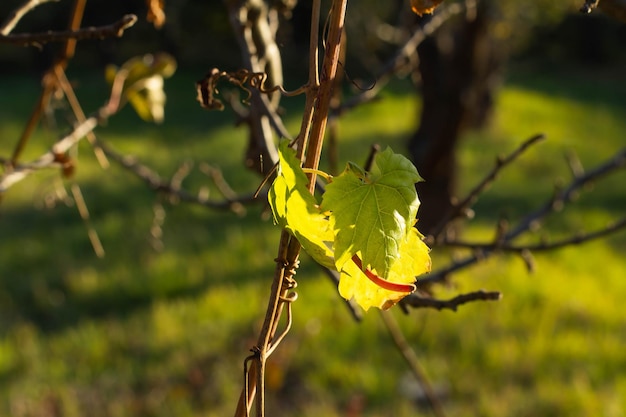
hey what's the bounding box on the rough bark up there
[409,2,501,236]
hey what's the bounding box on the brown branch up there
[429,133,546,241]
[0,0,60,35]
[420,147,626,285]
[234,0,347,415]
[332,1,470,118]
[443,218,626,253]
[0,113,102,193]
[401,290,502,311]
[0,14,137,47]
[8,0,87,165]
[89,138,256,215]
[380,310,447,417]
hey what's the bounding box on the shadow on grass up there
[506,66,626,112]
[0,176,277,334]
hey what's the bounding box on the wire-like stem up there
[303,0,348,190]
[380,310,447,417]
[234,1,349,416]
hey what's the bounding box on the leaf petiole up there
[351,254,416,293]
[302,168,332,182]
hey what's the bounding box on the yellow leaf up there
[338,228,431,311]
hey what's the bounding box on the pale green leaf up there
[321,148,422,277]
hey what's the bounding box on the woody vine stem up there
[234,0,348,415]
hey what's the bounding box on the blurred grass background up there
[0,67,625,417]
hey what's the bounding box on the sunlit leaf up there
[268,142,335,269]
[268,144,431,311]
[321,148,422,277]
[339,228,431,311]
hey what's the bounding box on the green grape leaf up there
[321,148,422,277]
[268,144,430,311]
[268,142,335,269]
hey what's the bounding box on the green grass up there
[1,68,625,417]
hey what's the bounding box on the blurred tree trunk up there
[408,1,502,236]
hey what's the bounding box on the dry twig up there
[429,133,546,241]
[419,147,626,286]
[402,290,502,311]
[0,0,60,35]
[0,14,137,47]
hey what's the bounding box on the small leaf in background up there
[410,0,444,16]
[105,53,176,123]
[321,147,422,277]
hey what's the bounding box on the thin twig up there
[0,0,60,36]
[90,138,256,214]
[402,290,502,311]
[70,183,105,258]
[430,134,546,240]
[0,14,137,46]
[332,1,469,118]
[442,218,626,253]
[420,147,626,285]
[8,0,87,165]
[380,310,447,417]
[54,66,110,168]
[1,114,101,192]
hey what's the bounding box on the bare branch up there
[0,14,137,47]
[430,134,546,240]
[0,0,60,36]
[0,114,102,192]
[333,1,470,118]
[402,290,502,311]
[443,218,626,253]
[380,310,447,417]
[421,147,626,285]
[89,137,257,215]
[507,147,625,239]
[319,268,363,322]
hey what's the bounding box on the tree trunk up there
[409,2,501,236]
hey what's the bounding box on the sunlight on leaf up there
[339,229,431,311]
[268,142,335,269]
[268,144,430,311]
[321,148,422,277]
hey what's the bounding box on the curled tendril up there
[196,68,287,111]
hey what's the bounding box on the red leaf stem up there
[351,254,416,293]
